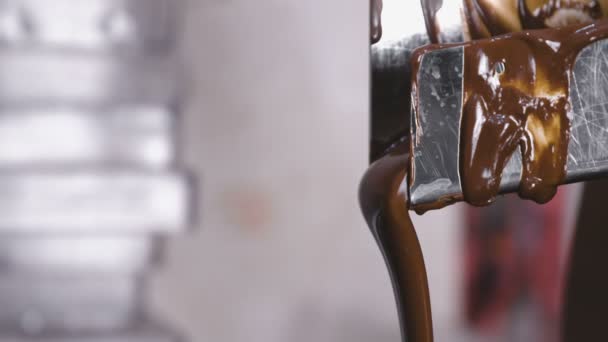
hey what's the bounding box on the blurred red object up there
[465,189,566,340]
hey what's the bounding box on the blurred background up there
[0,0,585,341]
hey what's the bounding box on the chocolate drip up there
[462,0,528,39]
[464,0,494,39]
[371,0,383,44]
[359,141,433,342]
[461,21,608,205]
[421,0,444,43]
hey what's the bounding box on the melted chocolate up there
[412,20,608,207]
[463,0,494,39]
[359,140,433,342]
[462,21,608,205]
[519,0,602,29]
[371,0,383,44]
[422,0,444,43]
[462,0,603,39]
[468,0,522,37]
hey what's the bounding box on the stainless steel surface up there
[0,106,174,167]
[409,38,608,208]
[409,45,465,205]
[566,40,608,180]
[370,0,428,160]
[370,0,464,160]
[0,237,158,274]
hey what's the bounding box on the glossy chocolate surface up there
[359,140,433,342]
[371,0,383,44]
[462,0,607,39]
[462,21,608,205]
[411,19,608,206]
[422,0,444,43]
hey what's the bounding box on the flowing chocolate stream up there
[359,140,433,342]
